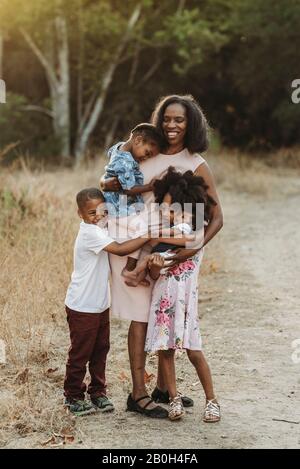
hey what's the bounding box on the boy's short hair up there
[131,123,165,150]
[76,188,105,210]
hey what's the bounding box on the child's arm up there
[103,236,148,256]
[99,174,121,192]
[123,183,153,195]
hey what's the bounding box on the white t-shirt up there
[65,222,114,313]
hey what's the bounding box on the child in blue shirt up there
[104,123,164,216]
[103,123,165,284]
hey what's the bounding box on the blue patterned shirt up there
[104,142,144,216]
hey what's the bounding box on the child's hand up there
[149,254,164,269]
[100,176,121,192]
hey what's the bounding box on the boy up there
[64,188,150,416]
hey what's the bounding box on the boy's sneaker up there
[91,395,115,412]
[65,398,96,416]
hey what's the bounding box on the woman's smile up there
[162,103,187,146]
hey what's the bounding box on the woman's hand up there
[99,176,121,192]
[165,247,199,269]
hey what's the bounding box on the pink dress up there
[145,250,203,351]
[109,149,205,323]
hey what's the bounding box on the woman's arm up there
[166,162,223,267]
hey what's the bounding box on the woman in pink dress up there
[101,95,223,421]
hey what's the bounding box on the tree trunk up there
[20,12,70,159]
[0,31,3,77]
[54,14,70,158]
[0,31,5,104]
[74,3,141,165]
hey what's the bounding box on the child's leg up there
[123,255,152,279]
[64,307,101,401]
[186,350,216,400]
[122,250,153,287]
[158,349,185,420]
[124,256,138,272]
[88,308,110,399]
[158,350,177,399]
[186,349,220,422]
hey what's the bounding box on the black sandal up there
[126,394,168,419]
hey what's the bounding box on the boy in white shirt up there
[64,188,150,416]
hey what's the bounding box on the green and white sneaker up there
[65,398,96,416]
[91,396,115,412]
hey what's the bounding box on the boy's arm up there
[103,236,148,256]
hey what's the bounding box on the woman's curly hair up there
[153,167,217,230]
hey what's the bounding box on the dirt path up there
[4,174,300,449]
[62,180,299,450]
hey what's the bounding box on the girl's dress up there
[145,249,203,352]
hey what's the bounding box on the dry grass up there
[0,159,106,447]
[208,149,300,197]
[0,150,297,447]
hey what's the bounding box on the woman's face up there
[162,103,187,147]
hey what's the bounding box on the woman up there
[101,95,223,422]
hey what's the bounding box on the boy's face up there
[132,135,160,162]
[78,198,108,226]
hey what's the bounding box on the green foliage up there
[0,93,60,161]
[1,0,300,159]
[154,8,227,74]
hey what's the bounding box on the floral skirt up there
[145,251,203,352]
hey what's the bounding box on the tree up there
[0,0,70,158]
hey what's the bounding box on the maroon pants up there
[64,306,110,400]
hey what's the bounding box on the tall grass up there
[0,160,106,446]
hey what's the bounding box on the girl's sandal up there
[169,396,185,421]
[203,399,221,423]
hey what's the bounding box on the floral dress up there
[145,250,204,352]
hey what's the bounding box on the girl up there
[144,167,220,422]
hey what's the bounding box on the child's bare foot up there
[124,267,150,287]
[122,268,138,280]
[125,278,150,287]
[122,257,137,279]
